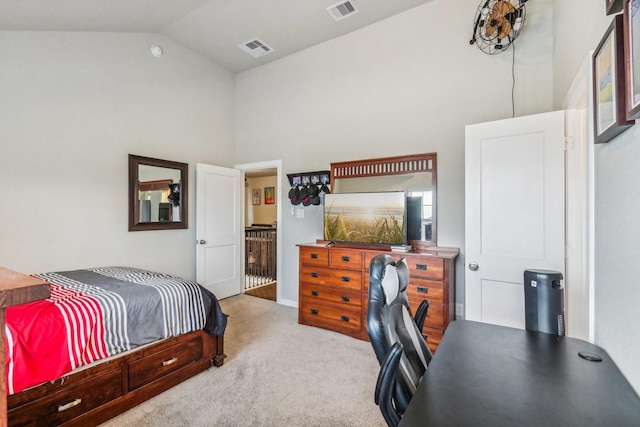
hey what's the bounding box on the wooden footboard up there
[7,330,225,426]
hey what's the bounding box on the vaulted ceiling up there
[1,0,432,72]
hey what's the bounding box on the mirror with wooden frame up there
[128,154,188,231]
[330,153,437,247]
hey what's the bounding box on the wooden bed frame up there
[0,267,226,427]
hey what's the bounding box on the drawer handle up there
[311,272,319,278]
[341,255,351,262]
[416,264,428,271]
[311,308,319,315]
[341,295,350,302]
[311,290,319,296]
[417,286,429,294]
[310,253,318,259]
[163,357,178,366]
[58,398,82,412]
[341,315,350,322]
[341,276,350,282]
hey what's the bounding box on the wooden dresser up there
[297,243,458,352]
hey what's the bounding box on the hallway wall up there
[245,175,278,226]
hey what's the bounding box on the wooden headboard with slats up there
[330,153,436,180]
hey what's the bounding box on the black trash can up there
[524,269,565,336]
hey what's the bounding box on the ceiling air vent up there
[327,1,358,21]
[239,38,273,58]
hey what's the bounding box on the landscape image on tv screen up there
[324,191,406,245]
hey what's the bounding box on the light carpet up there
[101,294,386,427]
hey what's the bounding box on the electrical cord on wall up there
[511,40,516,118]
[511,42,516,117]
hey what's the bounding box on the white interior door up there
[196,163,242,300]
[465,111,565,329]
[563,53,594,341]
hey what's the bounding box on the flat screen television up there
[323,191,406,245]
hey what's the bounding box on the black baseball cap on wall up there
[288,186,301,205]
[306,185,321,205]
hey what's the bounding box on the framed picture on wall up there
[625,0,640,119]
[252,189,261,205]
[607,0,624,15]
[593,15,634,143]
[264,187,275,204]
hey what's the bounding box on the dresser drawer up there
[300,297,362,332]
[363,253,445,288]
[404,256,444,280]
[362,288,444,326]
[424,326,443,353]
[330,249,363,270]
[300,282,362,307]
[9,369,122,427]
[299,265,362,290]
[406,295,445,328]
[128,336,203,391]
[405,278,444,303]
[299,246,330,267]
[363,251,401,268]
[362,255,444,292]
[363,252,403,289]
[362,297,444,350]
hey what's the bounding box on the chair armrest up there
[375,342,403,427]
[414,299,430,332]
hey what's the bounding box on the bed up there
[3,266,227,427]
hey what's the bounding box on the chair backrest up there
[367,254,407,365]
[366,253,433,414]
[386,295,431,395]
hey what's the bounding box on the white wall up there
[0,31,235,280]
[235,0,554,305]
[554,0,640,393]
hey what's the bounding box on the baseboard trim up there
[277,298,297,308]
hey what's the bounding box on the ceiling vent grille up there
[238,38,273,58]
[327,1,358,21]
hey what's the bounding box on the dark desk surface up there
[399,320,640,426]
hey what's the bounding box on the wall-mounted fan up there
[469,0,527,55]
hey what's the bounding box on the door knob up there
[198,240,207,245]
[469,262,479,271]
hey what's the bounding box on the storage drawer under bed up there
[128,335,203,391]
[8,368,122,427]
[7,330,222,427]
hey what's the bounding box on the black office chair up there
[367,254,429,366]
[367,254,434,425]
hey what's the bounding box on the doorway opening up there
[245,225,276,300]
[236,161,282,303]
